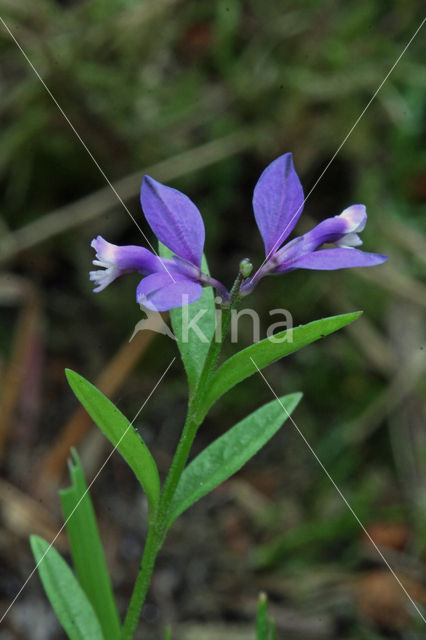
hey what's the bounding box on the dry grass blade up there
[0,278,41,461]
[0,479,66,549]
[0,132,255,263]
[381,218,426,265]
[357,262,426,309]
[328,290,396,375]
[347,350,425,444]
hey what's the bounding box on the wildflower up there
[241,153,387,295]
[90,176,228,311]
[90,154,387,309]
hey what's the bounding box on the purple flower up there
[90,236,163,292]
[241,153,387,294]
[90,154,387,310]
[90,176,228,311]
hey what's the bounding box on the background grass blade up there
[65,369,160,512]
[30,535,104,640]
[256,592,268,640]
[60,450,121,640]
[167,393,302,529]
[256,593,276,640]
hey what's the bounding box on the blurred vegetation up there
[0,1,425,638]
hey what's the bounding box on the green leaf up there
[159,243,216,392]
[30,535,104,640]
[167,393,302,529]
[65,370,160,512]
[60,450,121,640]
[201,312,362,412]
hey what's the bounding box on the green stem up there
[121,273,245,639]
[191,306,232,408]
[192,271,243,409]
[120,410,203,640]
[156,409,202,539]
[120,526,159,640]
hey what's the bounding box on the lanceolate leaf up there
[65,370,160,512]
[167,393,302,529]
[159,243,216,392]
[30,536,104,640]
[60,450,121,640]
[201,312,362,412]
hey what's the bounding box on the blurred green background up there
[0,1,425,638]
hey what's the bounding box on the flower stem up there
[121,273,244,638]
[157,409,203,533]
[120,409,203,640]
[120,526,159,640]
[191,271,244,407]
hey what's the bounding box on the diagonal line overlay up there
[250,356,426,624]
[0,16,176,283]
[0,357,176,625]
[2,8,425,624]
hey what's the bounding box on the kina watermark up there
[130,295,293,344]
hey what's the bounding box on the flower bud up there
[239,258,253,278]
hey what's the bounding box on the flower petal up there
[335,232,363,248]
[90,235,164,292]
[334,205,366,247]
[91,236,164,271]
[279,216,351,260]
[273,204,370,269]
[252,153,304,258]
[289,248,388,271]
[136,272,203,311]
[338,204,366,232]
[141,176,205,267]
